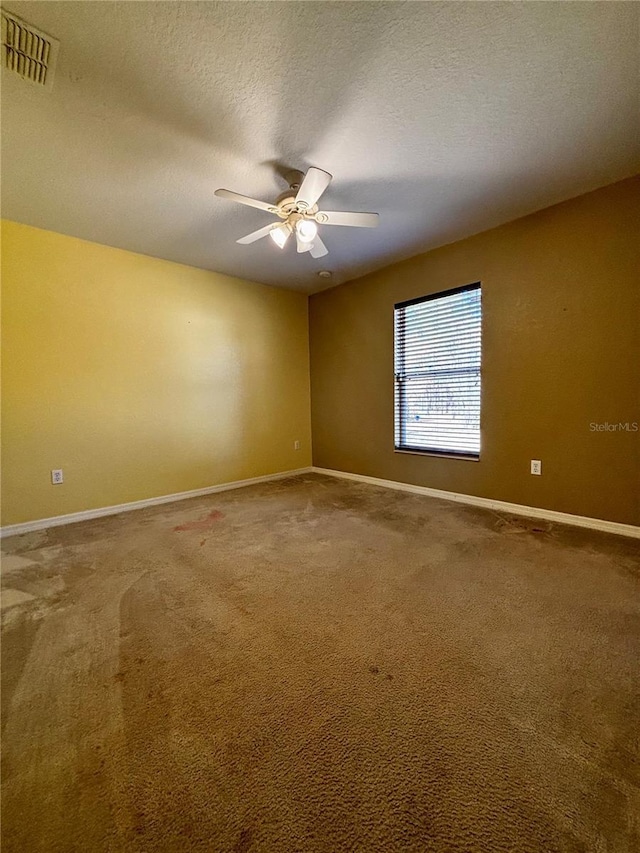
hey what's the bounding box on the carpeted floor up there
[1,473,639,852]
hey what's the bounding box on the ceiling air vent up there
[1,10,59,88]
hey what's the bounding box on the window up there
[394,283,482,458]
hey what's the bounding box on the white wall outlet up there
[530,460,542,476]
[294,440,300,451]
[51,469,64,484]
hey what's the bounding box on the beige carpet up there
[2,473,639,852]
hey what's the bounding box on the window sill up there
[394,448,480,462]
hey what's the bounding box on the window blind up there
[394,283,481,457]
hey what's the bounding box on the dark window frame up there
[394,282,482,460]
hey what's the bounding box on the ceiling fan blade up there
[295,167,332,210]
[316,210,379,228]
[236,223,277,244]
[215,188,277,214]
[309,235,329,259]
[296,230,312,253]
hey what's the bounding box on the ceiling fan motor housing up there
[275,191,319,220]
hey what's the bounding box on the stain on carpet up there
[173,509,224,532]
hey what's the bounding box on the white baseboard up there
[4,465,637,541]
[0,467,313,538]
[311,467,640,539]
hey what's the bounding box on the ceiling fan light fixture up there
[216,166,380,261]
[269,223,291,249]
[295,218,318,244]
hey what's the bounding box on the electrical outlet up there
[530,460,542,476]
[51,469,64,484]
[294,440,300,451]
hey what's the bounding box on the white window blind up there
[394,283,482,457]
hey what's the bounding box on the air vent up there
[1,10,59,88]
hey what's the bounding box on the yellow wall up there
[3,179,639,529]
[310,177,640,526]
[1,221,311,525]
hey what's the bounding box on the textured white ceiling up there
[2,2,639,293]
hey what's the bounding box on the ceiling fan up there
[215,167,379,259]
